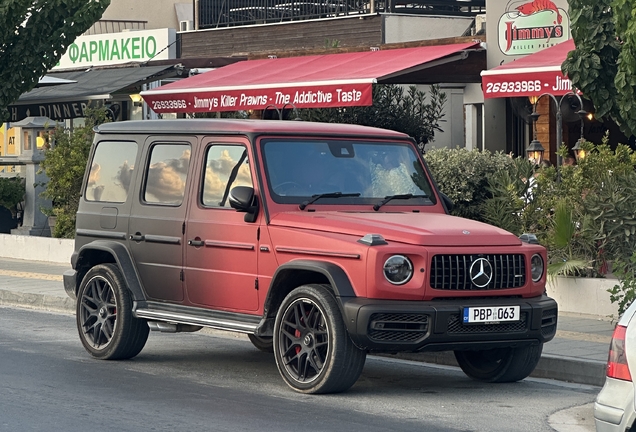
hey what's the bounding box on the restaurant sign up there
[8,101,89,122]
[498,1,570,56]
[142,83,374,113]
[482,70,572,99]
[53,29,176,71]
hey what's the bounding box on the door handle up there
[188,239,204,247]
[130,233,144,242]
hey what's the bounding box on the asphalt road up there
[0,306,598,432]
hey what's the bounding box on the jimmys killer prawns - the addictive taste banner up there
[143,84,374,113]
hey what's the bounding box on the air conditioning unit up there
[179,20,193,32]
[475,14,486,35]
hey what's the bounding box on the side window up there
[202,144,253,208]
[143,143,191,206]
[86,141,138,203]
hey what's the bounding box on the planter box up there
[547,276,620,319]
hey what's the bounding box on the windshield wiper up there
[299,192,361,210]
[373,194,427,211]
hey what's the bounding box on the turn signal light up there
[607,325,632,381]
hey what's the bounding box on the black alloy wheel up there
[77,264,149,360]
[273,284,366,394]
[454,343,543,383]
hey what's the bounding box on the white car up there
[595,300,636,431]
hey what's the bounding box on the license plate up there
[463,306,521,324]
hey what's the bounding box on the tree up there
[0,0,110,121]
[298,84,447,152]
[562,0,636,136]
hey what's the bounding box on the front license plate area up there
[463,306,521,324]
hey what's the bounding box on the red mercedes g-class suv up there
[64,119,557,393]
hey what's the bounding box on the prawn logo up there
[498,0,570,56]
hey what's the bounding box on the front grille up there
[447,313,528,334]
[541,308,558,338]
[368,313,429,342]
[430,254,526,290]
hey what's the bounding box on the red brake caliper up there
[295,312,304,354]
[295,329,301,354]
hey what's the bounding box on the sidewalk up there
[0,256,614,387]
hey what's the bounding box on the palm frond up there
[547,259,590,280]
[553,200,575,248]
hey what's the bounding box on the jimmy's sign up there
[497,1,570,56]
[53,29,176,71]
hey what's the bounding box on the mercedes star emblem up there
[469,258,493,288]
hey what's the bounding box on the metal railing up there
[85,20,148,35]
[197,0,485,29]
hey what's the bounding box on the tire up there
[273,284,366,394]
[454,343,543,383]
[248,334,274,353]
[76,263,149,360]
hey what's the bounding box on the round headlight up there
[531,254,544,282]
[383,255,413,285]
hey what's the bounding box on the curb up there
[0,289,606,387]
[532,355,606,387]
[0,289,75,315]
[383,351,606,387]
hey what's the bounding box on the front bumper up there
[341,295,558,352]
[595,377,636,432]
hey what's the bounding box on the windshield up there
[262,139,436,206]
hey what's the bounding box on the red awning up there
[481,39,575,99]
[141,42,481,113]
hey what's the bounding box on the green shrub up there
[424,147,515,221]
[546,139,636,276]
[40,108,109,238]
[481,157,535,235]
[300,84,447,149]
[609,252,636,317]
[0,176,25,217]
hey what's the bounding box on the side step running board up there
[135,307,259,334]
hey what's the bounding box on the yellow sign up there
[7,127,16,155]
[0,125,17,173]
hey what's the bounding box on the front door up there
[128,138,196,302]
[184,139,260,312]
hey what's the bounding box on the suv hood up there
[269,211,521,247]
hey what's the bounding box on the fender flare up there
[257,260,358,337]
[75,240,146,302]
[268,260,356,299]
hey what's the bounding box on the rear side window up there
[86,141,138,203]
[143,143,191,205]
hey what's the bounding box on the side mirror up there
[229,186,259,222]
[439,192,454,213]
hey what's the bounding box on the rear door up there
[128,137,196,302]
[77,138,140,251]
[183,138,260,312]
